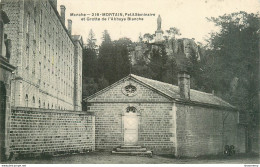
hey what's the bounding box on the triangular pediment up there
[86,75,172,103]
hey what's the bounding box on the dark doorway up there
[0,82,6,161]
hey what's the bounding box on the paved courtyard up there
[4,152,260,164]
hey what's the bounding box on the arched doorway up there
[0,82,6,161]
[123,106,138,145]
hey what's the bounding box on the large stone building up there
[0,3,16,161]
[2,0,83,111]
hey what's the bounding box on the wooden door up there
[124,109,138,145]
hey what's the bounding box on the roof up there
[87,74,236,110]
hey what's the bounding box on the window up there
[44,40,46,56]
[33,20,36,39]
[38,62,41,81]
[26,13,30,33]
[26,47,29,69]
[32,50,36,74]
[38,35,41,52]
[48,44,50,60]
[125,84,136,94]
[122,83,137,96]
[39,10,42,35]
[32,96,35,106]
[25,94,28,107]
[40,10,42,25]
[126,106,137,113]
[38,99,41,108]
[62,41,63,54]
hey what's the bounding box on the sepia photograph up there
[0,0,259,166]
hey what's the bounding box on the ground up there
[3,152,260,164]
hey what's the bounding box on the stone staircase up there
[112,145,152,157]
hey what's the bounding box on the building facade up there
[3,0,82,111]
[0,4,16,161]
[86,74,244,156]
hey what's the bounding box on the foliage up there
[98,32,131,84]
[86,29,98,50]
[143,33,154,43]
[164,27,182,41]
[202,11,259,126]
[82,30,131,105]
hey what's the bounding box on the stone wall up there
[89,102,175,154]
[237,125,246,153]
[0,67,14,160]
[8,107,95,158]
[138,103,175,154]
[251,126,259,153]
[175,103,241,157]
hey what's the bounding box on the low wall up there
[8,107,95,158]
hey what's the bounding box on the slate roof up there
[130,74,235,109]
[87,74,236,110]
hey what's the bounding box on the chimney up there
[60,5,66,25]
[67,19,72,35]
[49,0,57,9]
[178,72,190,100]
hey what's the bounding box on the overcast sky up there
[58,0,260,45]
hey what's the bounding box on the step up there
[112,150,152,157]
[120,145,142,149]
[116,148,147,152]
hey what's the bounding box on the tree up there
[148,45,168,81]
[143,33,154,43]
[164,27,181,41]
[82,30,99,109]
[204,11,259,152]
[86,29,98,50]
[82,33,99,109]
[98,30,114,83]
[98,31,131,84]
[102,30,111,43]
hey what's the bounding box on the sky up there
[57,0,260,45]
